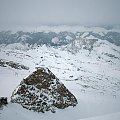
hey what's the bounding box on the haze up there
[0,0,120,28]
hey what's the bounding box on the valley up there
[0,26,120,120]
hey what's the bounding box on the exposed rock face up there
[0,59,29,70]
[11,67,78,113]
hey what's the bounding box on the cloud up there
[0,0,120,28]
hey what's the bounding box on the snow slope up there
[0,92,120,120]
[79,112,120,120]
[0,38,120,120]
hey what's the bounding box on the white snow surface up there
[79,112,120,120]
[0,39,120,120]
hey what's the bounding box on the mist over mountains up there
[0,26,120,47]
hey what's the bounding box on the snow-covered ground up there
[0,38,120,120]
[0,94,120,120]
[79,112,120,120]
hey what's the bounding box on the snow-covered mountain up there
[0,25,120,46]
[0,26,120,120]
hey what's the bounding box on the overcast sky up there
[0,0,120,28]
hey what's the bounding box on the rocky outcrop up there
[0,59,29,70]
[11,67,78,113]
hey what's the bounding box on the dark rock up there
[0,59,29,70]
[0,97,8,107]
[11,67,78,113]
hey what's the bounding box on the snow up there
[0,37,120,120]
[86,35,97,39]
[66,35,73,40]
[79,112,120,120]
[52,37,59,44]
[0,43,30,51]
[0,92,120,120]
[0,67,30,101]
[81,32,89,38]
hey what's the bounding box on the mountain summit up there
[11,67,78,113]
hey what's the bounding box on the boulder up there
[11,67,78,113]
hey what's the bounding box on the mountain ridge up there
[0,26,120,46]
